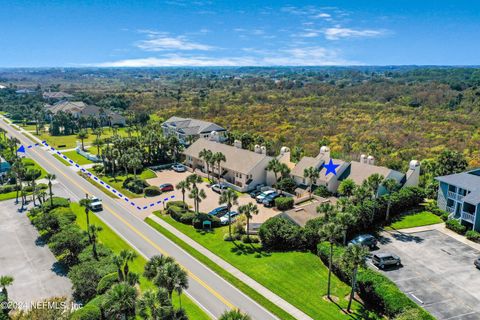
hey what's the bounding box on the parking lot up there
[129,169,280,222]
[373,229,480,320]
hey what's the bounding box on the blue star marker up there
[17,145,26,153]
[324,159,340,176]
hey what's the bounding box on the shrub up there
[144,186,161,197]
[440,212,449,221]
[70,304,102,320]
[96,272,119,295]
[223,233,234,241]
[466,230,480,242]
[259,216,305,251]
[313,185,332,197]
[445,219,466,234]
[192,213,221,229]
[275,177,297,194]
[166,200,188,209]
[122,177,147,194]
[241,234,260,243]
[69,259,116,304]
[275,197,294,210]
[0,184,18,194]
[41,197,70,209]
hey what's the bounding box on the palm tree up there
[92,137,104,155]
[213,152,226,184]
[266,158,282,190]
[11,160,25,204]
[316,203,337,221]
[319,222,341,299]
[341,244,369,312]
[120,249,138,281]
[102,283,138,320]
[336,211,354,245]
[199,148,213,182]
[46,173,56,207]
[113,255,125,282]
[219,189,239,239]
[338,179,356,197]
[137,288,173,320]
[238,203,258,240]
[219,309,252,320]
[186,174,202,191]
[88,224,103,260]
[188,188,206,215]
[304,166,319,198]
[175,180,189,206]
[154,262,189,302]
[0,275,14,302]
[77,130,88,151]
[383,178,400,222]
[143,255,175,280]
[128,157,143,179]
[366,173,385,199]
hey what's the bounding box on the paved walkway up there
[148,214,313,320]
[393,223,480,251]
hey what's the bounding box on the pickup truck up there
[88,196,103,211]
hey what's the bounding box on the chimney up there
[260,145,267,155]
[233,139,242,149]
[254,144,261,154]
[360,154,367,164]
[319,146,330,160]
[279,146,291,163]
[404,160,421,187]
[209,131,220,142]
[367,155,375,165]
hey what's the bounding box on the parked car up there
[349,234,378,249]
[159,183,174,192]
[172,163,186,172]
[212,183,228,193]
[249,190,262,198]
[208,206,228,217]
[475,257,480,269]
[262,193,281,207]
[255,190,275,203]
[372,253,401,269]
[220,211,239,225]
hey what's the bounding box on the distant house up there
[162,116,227,145]
[15,89,36,95]
[45,101,125,126]
[436,169,480,232]
[0,157,11,173]
[0,84,6,89]
[43,91,74,101]
[183,134,274,192]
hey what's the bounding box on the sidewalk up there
[148,214,313,320]
[392,222,480,251]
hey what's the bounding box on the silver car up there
[372,253,401,269]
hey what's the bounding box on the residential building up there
[43,91,74,101]
[15,89,36,95]
[162,116,227,145]
[183,133,274,192]
[45,101,126,126]
[436,169,480,231]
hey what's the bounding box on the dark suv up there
[349,234,377,249]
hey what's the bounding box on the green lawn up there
[0,191,22,201]
[19,124,38,131]
[386,211,443,230]
[35,127,137,149]
[62,150,94,165]
[53,154,71,166]
[70,203,210,320]
[149,214,366,320]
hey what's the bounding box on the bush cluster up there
[144,186,161,197]
[0,184,19,194]
[445,219,466,234]
[167,204,220,228]
[465,230,480,242]
[317,242,434,319]
[275,196,294,210]
[122,177,148,194]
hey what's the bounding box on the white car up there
[172,163,186,172]
[255,190,275,203]
[88,196,103,211]
[220,212,239,225]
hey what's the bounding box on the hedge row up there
[167,203,221,228]
[275,197,294,210]
[317,242,434,319]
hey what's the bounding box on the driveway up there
[373,229,480,320]
[0,183,73,305]
[130,169,279,222]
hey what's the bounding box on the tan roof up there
[319,159,346,182]
[291,157,322,177]
[46,101,87,114]
[348,161,399,185]
[184,139,272,174]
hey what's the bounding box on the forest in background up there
[1,66,479,171]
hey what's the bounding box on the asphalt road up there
[373,229,480,320]
[0,119,278,320]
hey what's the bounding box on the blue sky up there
[1,0,479,67]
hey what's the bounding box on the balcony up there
[446,206,455,213]
[447,191,457,199]
[461,211,476,224]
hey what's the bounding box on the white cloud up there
[135,32,214,51]
[93,46,359,67]
[313,13,331,19]
[324,27,384,40]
